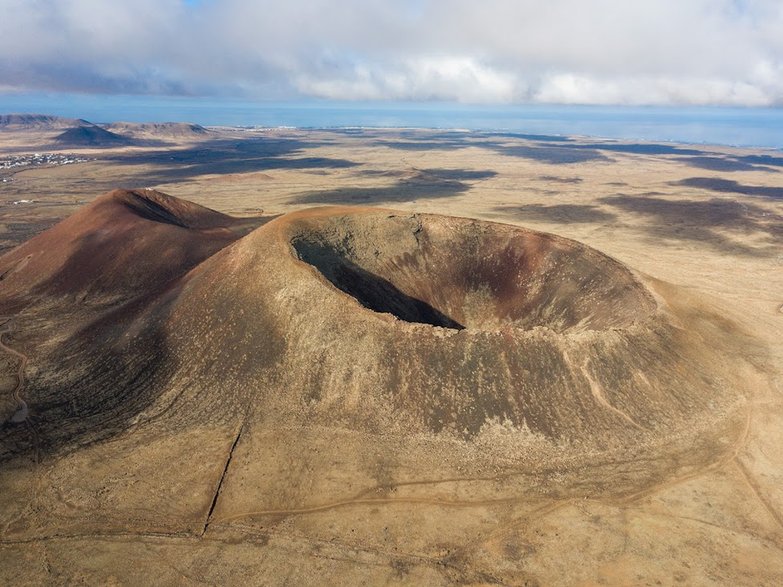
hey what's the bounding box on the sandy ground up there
[0,125,782,585]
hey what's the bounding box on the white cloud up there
[533,73,772,106]
[0,0,781,106]
[295,57,516,102]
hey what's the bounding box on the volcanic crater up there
[0,191,752,544]
[290,212,656,332]
[236,207,747,453]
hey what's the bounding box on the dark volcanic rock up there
[54,125,133,147]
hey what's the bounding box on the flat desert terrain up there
[0,119,782,585]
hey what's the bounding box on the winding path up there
[0,316,29,422]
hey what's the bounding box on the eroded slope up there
[0,194,759,583]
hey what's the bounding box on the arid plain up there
[0,117,782,585]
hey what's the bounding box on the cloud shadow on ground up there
[493,203,616,224]
[495,144,610,164]
[296,168,495,205]
[484,132,573,143]
[680,157,781,173]
[736,154,783,168]
[674,177,783,199]
[538,175,583,183]
[374,138,478,151]
[102,137,359,186]
[601,194,782,256]
[572,143,707,156]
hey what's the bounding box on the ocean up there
[1,93,782,149]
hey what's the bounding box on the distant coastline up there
[1,94,782,150]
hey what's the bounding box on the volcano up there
[0,190,750,573]
[53,125,132,147]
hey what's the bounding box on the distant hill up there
[103,121,210,139]
[54,125,133,147]
[2,114,210,145]
[0,188,254,305]
[0,113,91,130]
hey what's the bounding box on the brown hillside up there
[103,121,210,139]
[53,125,132,147]
[163,207,745,450]
[0,196,755,577]
[0,113,90,130]
[0,188,261,309]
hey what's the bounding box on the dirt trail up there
[0,316,29,423]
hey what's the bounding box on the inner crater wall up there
[291,213,656,332]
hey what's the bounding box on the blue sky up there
[0,0,781,107]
